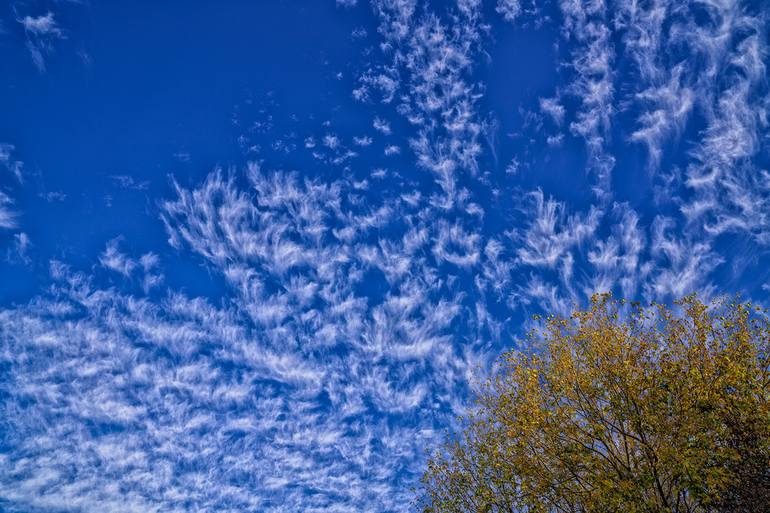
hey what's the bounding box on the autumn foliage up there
[420,295,770,513]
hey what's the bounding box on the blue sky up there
[1,0,769,511]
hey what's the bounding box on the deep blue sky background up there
[1,1,769,512]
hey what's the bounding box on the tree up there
[419,295,770,513]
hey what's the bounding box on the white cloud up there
[19,12,62,37]
[0,191,18,230]
[18,12,66,72]
[560,0,616,197]
[352,135,373,146]
[100,238,137,276]
[383,144,400,155]
[630,64,694,170]
[514,189,600,270]
[496,0,522,24]
[0,143,23,182]
[432,220,480,268]
[372,117,391,135]
[539,96,565,126]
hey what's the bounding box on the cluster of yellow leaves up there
[420,295,770,513]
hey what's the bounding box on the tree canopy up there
[420,295,770,513]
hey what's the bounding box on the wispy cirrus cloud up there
[0,191,18,230]
[18,11,65,72]
[0,144,23,231]
[0,143,23,182]
[560,0,616,198]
